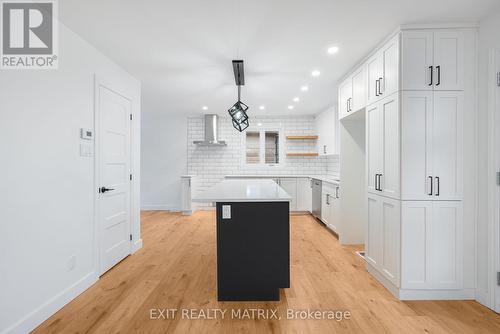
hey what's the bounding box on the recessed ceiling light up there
[288,105,294,110]
[327,46,339,54]
[311,70,321,77]
[301,85,309,92]
[257,123,263,126]
[293,97,300,102]
[259,105,265,110]
[202,106,208,110]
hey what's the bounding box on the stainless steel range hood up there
[193,114,227,146]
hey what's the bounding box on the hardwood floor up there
[33,211,500,334]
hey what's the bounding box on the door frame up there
[94,75,134,275]
[487,48,500,313]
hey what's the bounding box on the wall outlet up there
[68,255,76,271]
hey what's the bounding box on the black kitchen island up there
[193,179,291,301]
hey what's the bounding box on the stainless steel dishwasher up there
[312,179,322,219]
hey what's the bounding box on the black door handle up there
[100,187,115,193]
[375,79,379,96]
[428,176,433,195]
[436,66,441,86]
[429,66,433,86]
[374,174,378,190]
[435,177,440,196]
[378,77,383,95]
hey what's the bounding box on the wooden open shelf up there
[286,152,319,157]
[286,135,319,140]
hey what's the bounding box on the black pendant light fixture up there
[229,60,250,132]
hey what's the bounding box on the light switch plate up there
[80,128,93,140]
[222,205,231,219]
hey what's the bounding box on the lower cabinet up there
[366,193,400,286]
[278,178,297,211]
[181,176,197,215]
[296,178,312,212]
[401,201,463,290]
[321,182,340,233]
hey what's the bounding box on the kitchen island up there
[192,179,291,301]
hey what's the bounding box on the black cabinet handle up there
[375,80,380,96]
[347,98,349,112]
[335,186,339,199]
[378,77,383,95]
[428,176,433,195]
[100,187,115,193]
[435,177,440,196]
[374,174,378,190]
[349,98,352,111]
[429,66,433,86]
[436,66,441,86]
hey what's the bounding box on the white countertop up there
[192,179,292,203]
[225,174,340,185]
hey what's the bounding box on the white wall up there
[186,115,340,209]
[141,112,187,210]
[476,7,500,309]
[0,24,141,334]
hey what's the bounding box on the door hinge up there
[130,234,133,241]
[130,174,133,181]
[130,114,133,121]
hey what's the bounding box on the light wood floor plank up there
[32,211,500,334]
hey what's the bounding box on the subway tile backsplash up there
[187,115,339,207]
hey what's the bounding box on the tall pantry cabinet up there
[339,25,476,300]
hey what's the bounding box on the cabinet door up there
[351,66,367,112]
[321,191,330,224]
[401,30,434,90]
[379,94,400,199]
[429,201,463,289]
[381,36,399,97]
[381,196,400,286]
[401,201,433,289]
[339,78,352,119]
[329,189,340,233]
[367,53,383,105]
[366,194,382,269]
[401,91,433,200]
[279,179,297,211]
[297,178,312,212]
[181,178,192,212]
[433,31,464,91]
[432,91,463,200]
[366,103,382,193]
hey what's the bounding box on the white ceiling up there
[60,0,498,116]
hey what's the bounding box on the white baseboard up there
[366,263,475,301]
[132,238,143,253]
[1,271,98,334]
[140,204,179,211]
[475,288,492,308]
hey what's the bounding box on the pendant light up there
[228,60,250,132]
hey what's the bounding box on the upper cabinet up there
[339,66,367,120]
[402,30,464,91]
[316,107,339,155]
[367,35,399,106]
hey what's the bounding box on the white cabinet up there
[278,178,297,211]
[402,30,464,91]
[339,78,352,119]
[401,201,463,289]
[401,91,463,200]
[316,107,339,155]
[339,66,367,120]
[367,36,399,106]
[366,93,400,199]
[181,176,197,215]
[297,178,312,212]
[366,193,400,286]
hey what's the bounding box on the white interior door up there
[97,84,132,275]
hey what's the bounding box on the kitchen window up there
[243,129,283,167]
